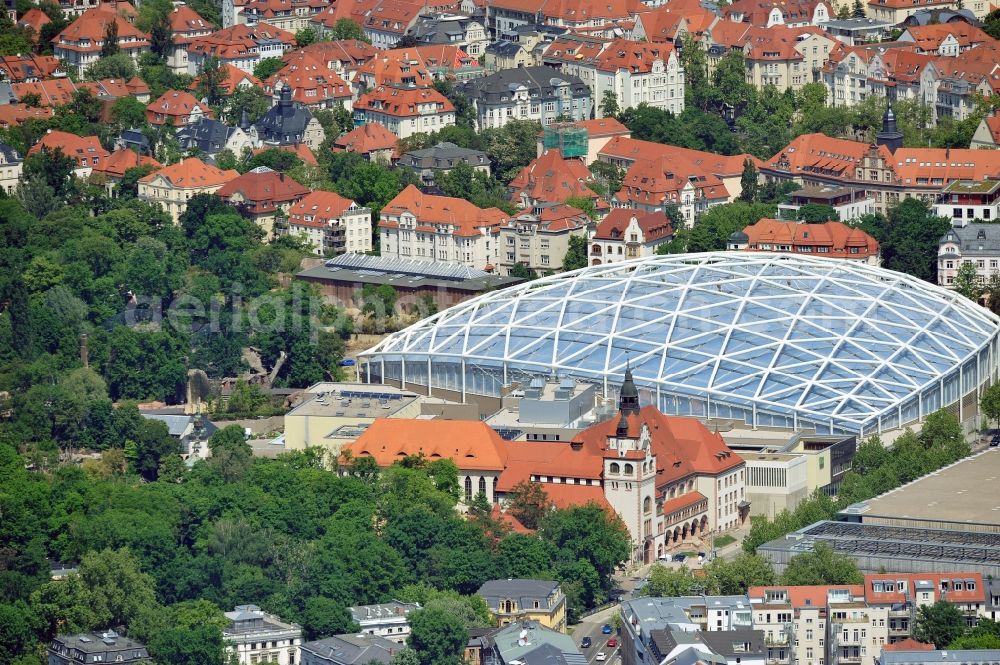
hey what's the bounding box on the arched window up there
[493,476,498,503]
[464,476,473,502]
[624,463,634,475]
[479,476,486,496]
[643,496,652,514]
[610,462,621,474]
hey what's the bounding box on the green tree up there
[913,600,967,648]
[678,33,709,110]
[195,56,228,109]
[854,199,950,282]
[408,605,469,665]
[704,552,775,595]
[506,481,550,530]
[225,85,271,125]
[853,0,866,15]
[302,596,358,640]
[980,382,1000,429]
[111,96,149,133]
[688,201,777,252]
[539,503,631,594]
[952,261,982,302]
[328,18,369,41]
[149,8,174,60]
[564,196,598,221]
[950,618,1000,650]
[599,90,620,118]
[134,418,180,481]
[85,52,136,81]
[795,203,839,223]
[779,542,863,586]
[295,27,318,46]
[253,56,285,82]
[739,158,758,203]
[509,263,537,280]
[645,564,696,597]
[562,235,588,272]
[207,425,254,482]
[100,17,120,57]
[148,625,227,665]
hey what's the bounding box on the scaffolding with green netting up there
[542,123,588,158]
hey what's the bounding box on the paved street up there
[571,607,621,665]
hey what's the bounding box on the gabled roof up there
[900,22,994,51]
[288,190,362,228]
[725,0,826,24]
[28,130,109,163]
[215,166,311,203]
[353,48,435,88]
[489,0,643,22]
[508,149,599,205]
[139,157,240,188]
[362,0,425,35]
[507,204,590,233]
[592,39,675,73]
[190,63,264,96]
[187,23,295,59]
[146,90,212,122]
[593,208,673,242]
[0,103,53,128]
[54,8,150,51]
[93,149,161,178]
[356,85,454,118]
[749,585,865,608]
[864,572,987,605]
[380,184,507,236]
[333,122,399,155]
[0,54,61,82]
[252,143,318,165]
[17,8,51,35]
[764,132,884,178]
[12,78,79,106]
[344,418,510,471]
[882,639,935,652]
[737,219,879,257]
[600,136,756,177]
[265,52,351,104]
[170,4,212,42]
[891,147,1000,184]
[299,39,378,69]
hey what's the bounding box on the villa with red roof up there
[29,130,110,177]
[333,123,399,162]
[91,149,161,193]
[186,23,295,75]
[589,208,673,266]
[379,185,508,269]
[354,85,455,139]
[263,52,352,110]
[215,166,311,237]
[507,149,604,211]
[53,8,150,69]
[286,190,373,254]
[138,157,240,223]
[146,90,213,127]
[166,5,213,74]
[729,219,881,264]
[498,204,591,275]
[241,0,327,32]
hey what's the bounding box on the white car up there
[596,653,607,662]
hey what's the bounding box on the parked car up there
[602,624,613,634]
[596,653,607,662]
[607,638,618,648]
[672,553,686,562]
[581,637,592,648]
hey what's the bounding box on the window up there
[464,476,472,502]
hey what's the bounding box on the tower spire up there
[618,362,640,417]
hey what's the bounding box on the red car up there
[607,639,618,648]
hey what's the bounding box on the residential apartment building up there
[138,157,240,224]
[352,48,436,92]
[822,46,931,108]
[740,26,838,92]
[408,14,488,57]
[354,85,456,139]
[938,224,1000,288]
[933,179,1000,227]
[723,0,833,27]
[777,185,877,221]
[970,115,1000,149]
[460,66,592,131]
[28,129,109,178]
[53,8,149,70]
[480,621,584,665]
[301,634,398,665]
[864,573,988,644]
[215,166,310,238]
[378,185,507,269]
[263,53,352,110]
[48,631,149,665]
[921,42,1000,124]
[333,123,399,163]
[498,204,591,274]
[589,208,673,267]
[254,86,327,150]
[145,90,212,127]
[225,605,303,665]
[728,219,881,264]
[476,579,567,632]
[399,141,490,187]
[348,601,420,644]
[186,23,295,75]
[167,5,213,74]
[867,0,962,24]
[0,143,22,194]
[240,0,327,32]
[362,0,425,49]
[898,23,993,56]
[285,190,373,255]
[507,149,601,210]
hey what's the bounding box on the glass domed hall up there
[358,253,1000,436]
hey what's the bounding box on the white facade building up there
[224,605,302,665]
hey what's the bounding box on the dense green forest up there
[0,431,631,664]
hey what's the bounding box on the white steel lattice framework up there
[359,253,1000,435]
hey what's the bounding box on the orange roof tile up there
[593,208,673,242]
[891,147,1000,184]
[901,22,994,51]
[380,185,507,237]
[490,0,643,23]
[361,0,424,35]
[299,39,378,70]
[508,149,599,206]
[216,167,310,207]
[92,149,161,179]
[0,103,53,128]
[54,8,150,53]
[288,190,361,228]
[146,90,213,125]
[264,52,351,104]
[541,484,614,512]
[739,219,879,258]
[251,143,318,166]
[187,23,295,60]
[882,639,935,652]
[491,505,533,534]
[592,38,676,74]
[334,122,399,154]
[353,49,435,88]
[750,585,865,608]
[191,63,264,97]
[344,418,509,471]
[170,4,211,42]
[355,85,454,118]
[29,130,109,167]
[12,78,79,107]
[17,8,51,36]
[139,157,239,188]
[864,572,986,605]
[0,54,61,82]
[765,133,884,178]
[600,136,756,176]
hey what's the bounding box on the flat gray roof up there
[296,255,522,293]
[286,384,422,419]
[844,448,1000,528]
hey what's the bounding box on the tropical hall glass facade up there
[359,253,1000,436]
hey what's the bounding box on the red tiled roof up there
[29,130,110,167]
[92,149,161,179]
[593,208,673,242]
[139,157,240,188]
[170,4,211,43]
[901,22,994,51]
[299,39,378,69]
[600,136,757,176]
[356,85,454,118]
[251,143,318,166]
[0,103,53,128]
[660,491,707,517]
[353,49,435,88]
[0,54,61,82]
[334,122,399,154]
[54,8,150,53]
[362,0,424,35]
[882,639,935,652]
[146,90,212,125]
[891,147,1000,184]
[380,185,506,237]
[17,8,51,36]
[190,63,264,96]
[215,167,310,207]
[288,190,361,228]
[615,154,730,208]
[264,52,351,104]
[864,572,986,605]
[739,219,879,258]
[12,78,79,107]
[491,505,533,534]
[542,484,614,511]
[187,23,295,60]
[765,133,884,178]
[508,149,599,206]
[344,418,510,472]
[592,38,676,74]
[490,0,643,23]
[749,585,865,608]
